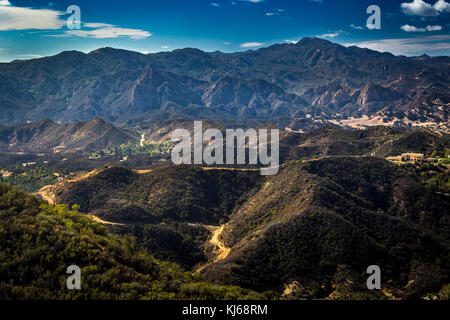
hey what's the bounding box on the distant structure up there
[386,153,424,162]
[0,170,13,178]
[140,132,145,147]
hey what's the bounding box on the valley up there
[1,120,443,300]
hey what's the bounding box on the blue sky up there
[0,0,449,61]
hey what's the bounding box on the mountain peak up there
[296,37,334,46]
[54,50,86,58]
[416,53,431,59]
[88,117,107,125]
[88,47,140,55]
[38,118,55,125]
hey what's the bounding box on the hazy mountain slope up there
[0,38,448,126]
[200,158,450,299]
[0,118,138,153]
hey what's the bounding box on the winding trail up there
[86,214,125,226]
[209,225,231,261]
[35,186,56,205]
[195,224,231,273]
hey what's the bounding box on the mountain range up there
[0,36,449,301]
[0,38,448,128]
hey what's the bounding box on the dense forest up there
[0,166,59,193]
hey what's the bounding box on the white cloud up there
[240,0,264,3]
[16,54,43,59]
[65,25,151,39]
[0,5,65,30]
[284,39,299,44]
[345,35,450,55]
[266,8,289,19]
[434,0,450,11]
[426,25,443,30]
[210,2,220,7]
[350,24,364,30]
[401,0,450,16]
[401,0,436,16]
[240,42,265,48]
[83,23,114,28]
[317,30,345,38]
[0,4,151,40]
[401,24,443,31]
[319,33,340,38]
[161,46,169,49]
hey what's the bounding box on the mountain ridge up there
[0,37,448,128]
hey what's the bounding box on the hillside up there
[0,183,269,299]
[32,155,450,299]
[199,157,450,299]
[35,166,263,268]
[49,165,263,225]
[0,38,448,128]
[0,118,138,153]
[279,126,450,162]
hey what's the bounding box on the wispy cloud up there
[83,23,113,28]
[0,5,65,30]
[0,3,151,40]
[345,35,450,55]
[240,42,265,48]
[350,24,364,30]
[65,24,151,39]
[401,0,450,17]
[15,54,43,59]
[266,8,290,19]
[317,30,345,38]
[401,24,443,32]
[210,2,220,7]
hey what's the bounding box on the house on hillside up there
[386,153,424,163]
[386,155,402,162]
